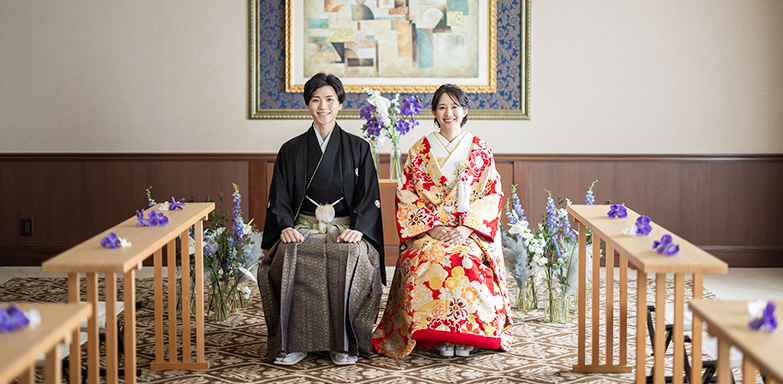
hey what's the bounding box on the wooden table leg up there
[124,268,137,384]
[195,219,207,365]
[653,273,666,384]
[167,239,177,364]
[606,245,615,366]
[181,229,191,363]
[691,274,703,384]
[672,274,685,384]
[154,248,164,364]
[18,364,34,384]
[717,338,731,384]
[592,234,601,365]
[44,344,62,384]
[619,255,628,366]
[742,358,757,384]
[86,272,99,384]
[67,273,81,384]
[575,222,586,368]
[106,272,118,384]
[636,271,647,384]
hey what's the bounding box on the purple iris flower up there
[635,215,653,236]
[169,197,185,210]
[136,209,147,226]
[100,232,121,249]
[359,104,375,120]
[0,305,30,334]
[157,215,169,226]
[147,210,159,226]
[652,234,679,256]
[607,203,628,219]
[399,96,422,116]
[748,302,778,331]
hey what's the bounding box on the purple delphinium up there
[359,104,375,120]
[652,234,679,256]
[635,215,653,236]
[748,301,778,331]
[366,120,382,137]
[585,180,597,205]
[231,184,245,242]
[545,194,558,232]
[607,203,628,219]
[399,96,422,116]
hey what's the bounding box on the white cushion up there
[80,301,125,330]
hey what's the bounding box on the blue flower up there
[635,215,652,236]
[748,301,778,331]
[607,203,628,219]
[652,234,679,256]
[169,197,185,210]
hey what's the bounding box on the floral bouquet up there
[197,184,262,321]
[359,88,422,179]
[501,181,600,322]
[146,185,262,321]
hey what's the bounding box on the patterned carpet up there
[1,276,739,384]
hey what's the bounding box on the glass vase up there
[390,145,402,181]
[176,276,197,319]
[543,289,571,323]
[229,287,243,312]
[515,280,538,311]
[370,142,380,176]
[206,281,231,322]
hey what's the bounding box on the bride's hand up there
[442,226,473,245]
[428,225,449,241]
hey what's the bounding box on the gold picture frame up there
[249,0,529,119]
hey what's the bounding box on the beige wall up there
[1,0,782,154]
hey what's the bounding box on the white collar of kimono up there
[428,130,473,184]
[315,128,333,152]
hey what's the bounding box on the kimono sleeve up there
[260,147,297,250]
[396,149,439,241]
[458,148,503,242]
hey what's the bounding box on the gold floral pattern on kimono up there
[372,135,512,359]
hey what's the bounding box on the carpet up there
[0,276,739,384]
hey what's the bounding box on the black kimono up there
[258,124,385,361]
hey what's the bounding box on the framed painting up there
[250,0,529,119]
[286,0,495,94]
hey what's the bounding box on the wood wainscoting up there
[1,153,781,267]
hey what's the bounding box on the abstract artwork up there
[250,0,529,119]
[286,0,495,93]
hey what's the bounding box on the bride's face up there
[432,93,467,134]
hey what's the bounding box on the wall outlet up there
[21,219,32,236]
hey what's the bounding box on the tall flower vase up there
[515,280,538,311]
[543,289,571,323]
[207,281,231,322]
[389,145,402,181]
